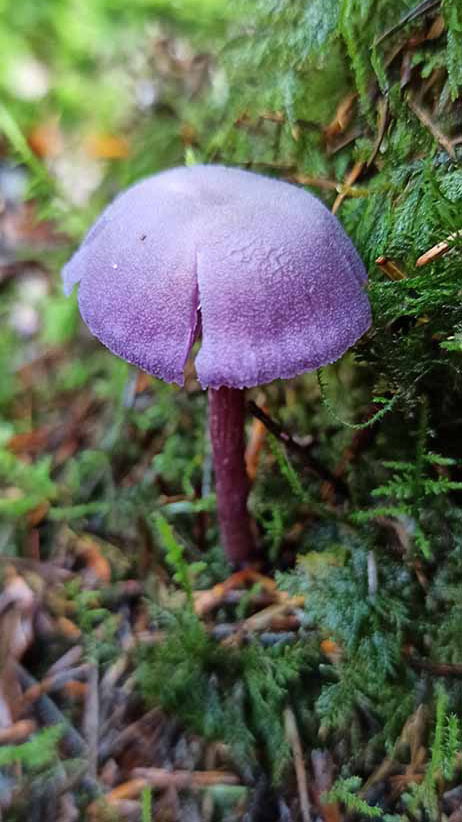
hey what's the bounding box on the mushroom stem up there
[208,386,257,565]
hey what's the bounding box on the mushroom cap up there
[62,164,371,389]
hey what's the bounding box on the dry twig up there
[247,401,348,499]
[284,707,312,822]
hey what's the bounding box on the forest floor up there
[2,1,462,821]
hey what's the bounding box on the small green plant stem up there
[317,368,399,430]
[141,786,153,822]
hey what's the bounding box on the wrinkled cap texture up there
[62,164,371,389]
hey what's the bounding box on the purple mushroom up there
[62,164,371,565]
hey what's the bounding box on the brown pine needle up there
[194,570,277,616]
[289,173,340,191]
[245,414,268,481]
[407,95,455,159]
[324,93,357,142]
[284,707,312,822]
[376,256,407,280]
[83,662,99,780]
[20,663,91,708]
[332,160,364,215]
[416,230,462,266]
[103,778,148,802]
[132,767,240,790]
[0,719,37,744]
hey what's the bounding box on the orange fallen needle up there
[100,769,240,804]
[193,569,277,617]
[375,256,407,281]
[416,230,462,267]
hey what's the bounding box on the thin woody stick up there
[247,400,349,499]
